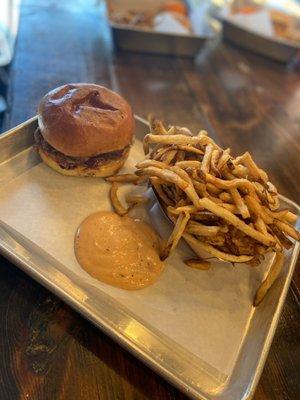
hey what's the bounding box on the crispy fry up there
[244,195,273,224]
[125,194,149,204]
[186,221,220,237]
[109,183,128,216]
[274,220,300,241]
[118,118,299,306]
[151,178,174,207]
[206,183,222,195]
[177,145,204,156]
[143,133,211,151]
[217,149,231,172]
[176,160,202,169]
[253,253,284,306]
[162,149,177,165]
[235,152,268,182]
[269,224,293,249]
[184,259,211,270]
[219,191,232,203]
[230,188,250,219]
[184,233,253,263]
[161,213,190,260]
[106,174,140,184]
[201,144,214,174]
[210,149,221,175]
[198,198,275,246]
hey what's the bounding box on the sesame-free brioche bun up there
[38,83,134,158]
[38,146,130,178]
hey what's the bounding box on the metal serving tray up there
[106,0,219,57]
[0,116,299,400]
[221,18,300,63]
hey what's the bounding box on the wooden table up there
[1,1,299,399]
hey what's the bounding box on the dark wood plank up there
[1,0,299,399]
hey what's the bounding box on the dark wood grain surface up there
[1,0,300,399]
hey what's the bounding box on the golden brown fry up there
[134,119,299,274]
[162,149,177,165]
[232,164,248,178]
[109,183,128,216]
[106,174,140,184]
[205,173,254,192]
[186,221,220,237]
[230,188,250,219]
[152,146,171,160]
[219,191,232,203]
[201,144,214,174]
[253,252,284,306]
[210,149,221,175]
[151,178,174,207]
[137,159,166,169]
[184,259,211,270]
[269,224,293,250]
[274,220,300,241]
[198,197,275,246]
[217,149,231,172]
[206,182,222,196]
[167,205,198,215]
[244,195,273,224]
[125,194,149,204]
[184,233,253,263]
[177,145,204,156]
[254,217,268,234]
[234,152,268,182]
[176,161,202,169]
[161,212,190,260]
[175,149,185,162]
[143,133,210,150]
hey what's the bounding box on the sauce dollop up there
[74,211,165,290]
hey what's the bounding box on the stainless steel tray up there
[0,116,299,400]
[221,18,300,63]
[110,23,213,57]
[106,0,220,57]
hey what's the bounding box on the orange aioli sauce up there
[74,211,165,290]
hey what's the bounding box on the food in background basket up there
[107,117,300,305]
[109,1,192,34]
[35,83,134,177]
[225,0,300,44]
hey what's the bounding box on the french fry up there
[253,252,284,306]
[176,160,202,169]
[161,213,190,260]
[230,188,250,219]
[201,144,214,174]
[114,118,300,306]
[184,233,253,263]
[151,178,174,207]
[210,149,221,175]
[198,198,275,246]
[274,220,300,241]
[109,183,128,216]
[106,174,140,184]
[125,194,149,204]
[186,221,220,237]
[184,259,211,270]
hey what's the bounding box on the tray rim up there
[0,116,299,400]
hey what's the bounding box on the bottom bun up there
[38,147,129,178]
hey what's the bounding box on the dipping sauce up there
[74,211,165,290]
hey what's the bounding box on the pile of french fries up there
[107,117,300,305]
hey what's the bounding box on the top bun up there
[38,83,134,157]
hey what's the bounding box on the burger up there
[35,83,135,177]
